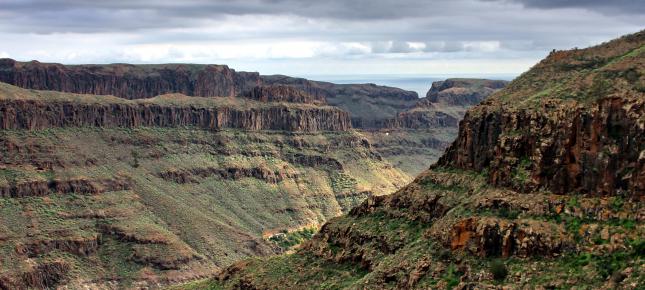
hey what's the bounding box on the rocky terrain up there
[426,79,508,107]
[201,31,644,289]
[362,78,507,175]
[0,82,414,288]
[0,55,506,288]
[0,83,350,132]
[0,57,506,178]
[0,58,502,129]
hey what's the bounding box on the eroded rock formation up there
[426,78,509,106]
[0,96,351,132]
[245,85,323,104]
[0,59,260,99]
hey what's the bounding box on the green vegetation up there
[0,126,412,288]
[267,227,316,251]
[489,259,508,282]
[511,157,531,187]
[442,263,463,288]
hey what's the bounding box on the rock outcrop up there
[0,261,69,290]
[364,78,507,130]
[0,176,131,198]
[426,78,509,106]
[158,166,293,184]
[0,84,351,132]
[245,85,323,104]
[0,59,260,99]
[437,31,645,196]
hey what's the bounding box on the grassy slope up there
[209,169,643,289]
[0,123,411,288]
[0,78,456,286]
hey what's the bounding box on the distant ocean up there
[300,74,517,97]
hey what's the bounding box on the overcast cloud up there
[0,0,642,75]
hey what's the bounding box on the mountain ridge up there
[203,29,645,290]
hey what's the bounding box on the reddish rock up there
[437,96,645,196]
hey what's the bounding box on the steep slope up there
[362,79,507,176]
[426,78,508,107]
[206,30,644,289]
[0,84,412,289]
[0,83,349,132]
[0,59,262,100]
[261,75,420,128]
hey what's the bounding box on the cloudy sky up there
[0,0,642,76]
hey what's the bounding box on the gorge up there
[0,57,506,288]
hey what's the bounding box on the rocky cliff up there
[426,78,509,106]
[0,58,261,99]
[0,83,350,132]
[438,31,645,196]
[0,59,419,128]
[207,30,645,290]
[0,58,506,132]
[261,74,420,128]
[369,78,507,130]
[244,85,323,105]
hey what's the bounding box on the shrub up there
[490,259,508,281]
[131,150,140,168]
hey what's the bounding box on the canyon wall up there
[244,85,323,104]
[426,78,509,106]
[437,96,645,196]
[0,58,260,99]
[0,98,351,132]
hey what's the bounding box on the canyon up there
[0,56,507,288]
[203,31,644,289]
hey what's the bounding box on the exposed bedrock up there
[0,58,260,99]
[15,234,101,257]
[157,166,294,184]
[437,96,645,196]
[373,109,460,129]
[0,261,69,290]
[0,99,351,132]
[447,217,572,258]
[426,78,509,106]
[0,176,132,198]
[245,85,324,104]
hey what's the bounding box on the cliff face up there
[0,83,350,132]
[0,59,421,128]
[245,85,324,104]
[0,59,260,99]
[438,96,645,195]
[0,58,505,132]
[369,78,507,130]
[426,78,509,106]
[261,74,421,128]
[0,99,350,132]
[438,31,645,196]
[210,31,645,290]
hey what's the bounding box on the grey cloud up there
[0,0,641,63]
[497,0,645,14]
[3,0,641,34]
